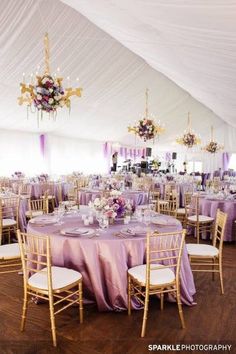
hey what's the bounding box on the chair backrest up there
[146,230,186,287]
[168,190,179,217]
[184,192,192,205]
[28,198,48,214]
[0,196,19,224]
[186,194,199,218]
[0,196,20,243]
[17,231,53,293]
[18,183,32,196]
[213,209,227,251]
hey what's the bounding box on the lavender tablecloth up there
[79,189,148,206]
[27,213,196,311]
[199,197,236,241]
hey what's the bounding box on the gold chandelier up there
[18,33,82,123]
[128,88,165,142]
[202,126,224,153]
[176,112,201,148]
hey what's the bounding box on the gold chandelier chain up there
[44,32,50,75]
[145,88,149,117]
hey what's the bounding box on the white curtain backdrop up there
[45,135,107,176]
[0,130,43,176]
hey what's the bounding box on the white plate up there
[151,217,169,226]
[30,218,57,225]
[120,228,136,236]
[60,227,94,237]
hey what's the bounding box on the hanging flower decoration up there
[18,33,82,123]
[33,75,65,113]
[202,126,224,153]
[176,113,201,148]
[129,119,158,141]
[128,89,165,142]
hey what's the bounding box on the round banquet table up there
[199,196,236,242]
[79,188,148,206]
[27,210,196,311]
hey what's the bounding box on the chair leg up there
[219,257,224,295]
[160,292,164,311]
[212,259,215,281]
[79,281,83,324]
[176,289,185,329]
[128,275,131,316]
[141,291,149,337]
[20,288,28,332]
[196,224,200,244]
[48,293,57,347]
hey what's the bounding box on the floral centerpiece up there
[12,171,25,178]
[89,196,134,220]
[38,173,49,182]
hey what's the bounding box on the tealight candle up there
[84,218,89,226]
[88,215,94,224]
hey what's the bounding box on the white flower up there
[54,96,60,101]
[49,88,53,93]
[48,98,54,104]
[37,94,42,100]
[37,104,42,109]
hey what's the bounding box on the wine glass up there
[143,209,151,227]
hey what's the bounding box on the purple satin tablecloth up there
[27,213,196,311]
[199,197,236,242]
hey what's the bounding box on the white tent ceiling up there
[0,0,234,150]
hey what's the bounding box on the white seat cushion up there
[28,266,82,290]
[0,243,20,259]
[187,215,214,223]
[25,210,44,218]
[177,208,185,214]
[128,264,175,286]
[2,218,17,227]
[186,243,219,257]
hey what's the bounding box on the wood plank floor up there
[0,238,235,354]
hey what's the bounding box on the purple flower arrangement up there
[107,196,133,218]
[12,171,25,178]
[177,132,201,148]
[203,141,223,154]
[136,119,155,141]
[33,75,65,112]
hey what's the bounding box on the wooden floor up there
[0,238,235,354]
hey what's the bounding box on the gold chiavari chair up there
[168,190,179,218]
[42,182,56,211]
[0,196,20,244]
[177,192,193,227]
[149,188,161,212]
[17,231,83,347]
[186,209,227,294]
[25,198,48,219]
[18,183,32,199]
[128,230,186,337]
[186,195,214,243]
